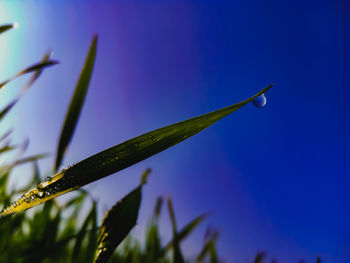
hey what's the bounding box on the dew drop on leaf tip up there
[253,93,267,108]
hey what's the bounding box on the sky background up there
[1,0,350,262]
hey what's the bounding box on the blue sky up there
[1,0,349,262]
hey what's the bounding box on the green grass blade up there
[196,230,220,263]
[0,51,53,122]
[167,196,185,263]
[0,60,58,90]
[94,172,148,263]
[0,24,15,35]
[54,35,98,172]
[164,213,208,252]
[72,201,97,261]
[0,85,272,216]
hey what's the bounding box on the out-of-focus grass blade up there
[25,50,52,90]
[94,170,148,263]
[12,153,49,167]
[0,60,58,90]
[1,85,272,216]
[0,145,16,155]
[72,201,97,261]
[0,51,53,122]
[196,229,219,263]
[167,196,185,263]
[0,24,15,35]
[164,213,208,252]
[254,251,266,263]
[0,129,13,143]
[54,35,98,172]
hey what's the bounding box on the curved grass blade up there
[0,51,53,122]
[0,24,15,35]
[0,60,59,90]
[54,35,98,172]
[94,171,148,263]
[0,85,272,216]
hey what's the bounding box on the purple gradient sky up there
[1,1,350,262]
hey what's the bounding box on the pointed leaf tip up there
[55,35,98,171]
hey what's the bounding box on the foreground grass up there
[0,23,321,262]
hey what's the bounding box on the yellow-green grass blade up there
[0,145,16,155]
[0,85,272,216]
[0,60,59,90]
[0,24,15,35]
[55,35,98,172]
[94,171,148,263]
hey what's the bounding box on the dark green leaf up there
[0,24,15,35]
[55,35,98,171]
[164,213,208,252]
[94,172,148,263]
[1,85,272,216]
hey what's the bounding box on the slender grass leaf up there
[196,229,219,263]
[13,153,49,166]
[167,196,185,263]
[0,129,13,143]
[0,85,272,216]
[25,50,53,90]
[0,60,58,90]
[72,201,97,261]
[164,213,208,252]
[0,51,53,122]
[0,145,16,155]
[153,196,163,220]
[94,172,148,263]
[55,35,98,171]
[0,24,15,35]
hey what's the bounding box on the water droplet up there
[46,191,51,196]
[45,176,52,181]
[13,202,17,208]
[31,195,35,201]
[38,191,44,197]
[253,94,267,108]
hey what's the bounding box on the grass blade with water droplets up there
[94,171,148,263]
[0,24,15,35]
[55,35,98,172]
[1,85,272,216]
